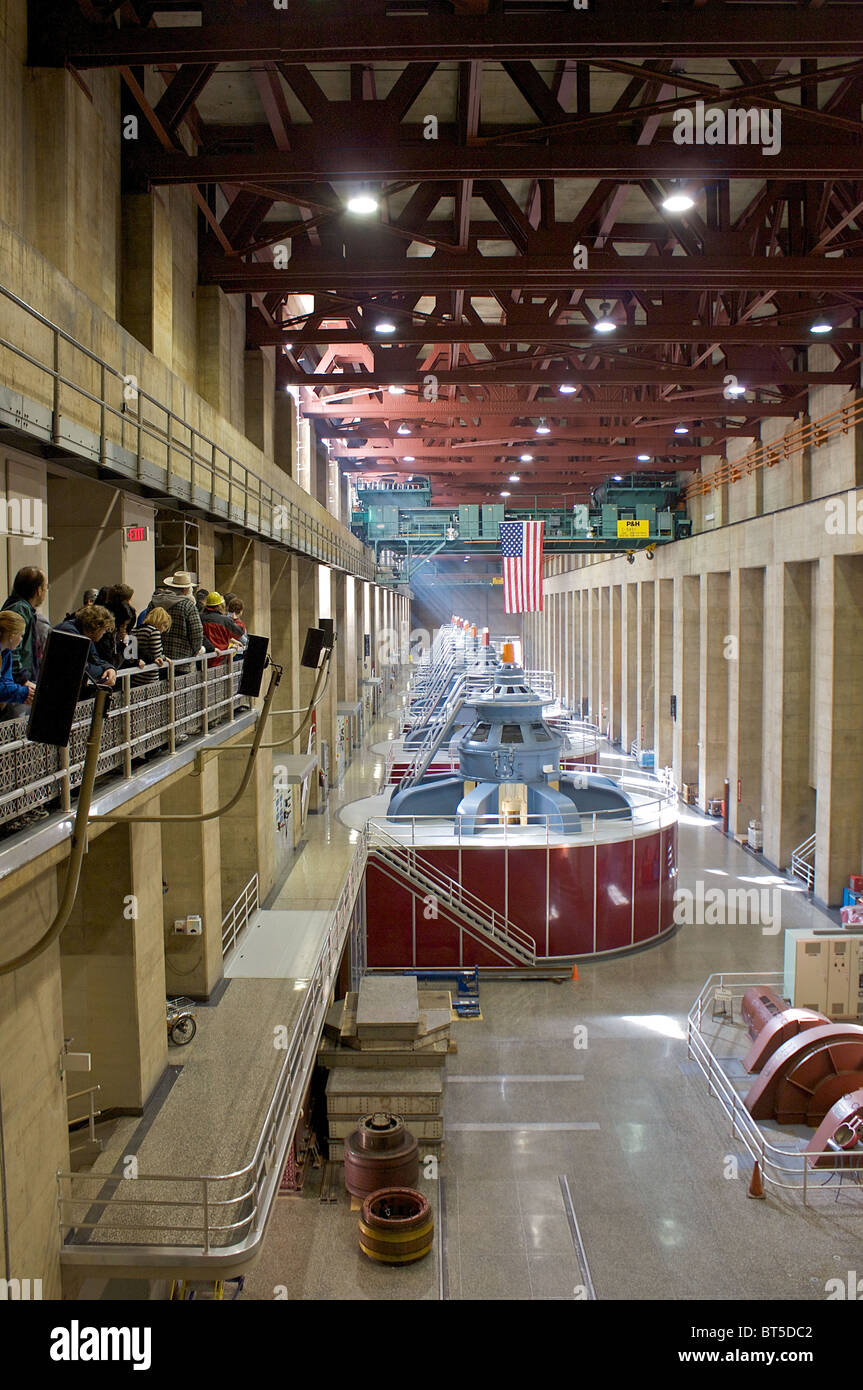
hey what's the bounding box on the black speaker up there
[237,635,269,697]
[363,633,371,659]
[670,694,677,722]
[27,629,93,747]
[301,627,326,669]
[319,617,336,650]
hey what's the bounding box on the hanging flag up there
[499,519,545,614]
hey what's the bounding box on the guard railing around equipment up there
[221,873,260,960]
[688,972,863,1204]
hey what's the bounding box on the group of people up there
[0,566,249,718]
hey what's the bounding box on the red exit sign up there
[124,525,149,543]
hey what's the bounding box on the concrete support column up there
[621,582,639,751]
[243,348,275,457]
[218,733,276,905]
[608,585,622,745]
[638,581,655,751]
[161,760,224,998]
[762,562,815,869]
[589,588,600,723]
[727,568,764,836]
[270,551,301,749]
[273,389,297,481]
[814,555,863,905]
[317,565,339,785]
[599,588,611,735]
[196,285,237,421]
[215,536,270,636]
[336,573,358,701]
[60,804,166,1113]
[120,193,173,364]
[673,575,700,789]
[697,572,730,810]
[654,579,674,771]
[0,867,65,1297]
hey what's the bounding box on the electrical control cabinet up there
[784,929,863,1019]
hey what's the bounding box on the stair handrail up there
[366,821,536,962]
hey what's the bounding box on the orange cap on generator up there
[470,625,477,637]
[502,641,515,663]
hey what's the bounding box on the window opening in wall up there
[155,513,200,582]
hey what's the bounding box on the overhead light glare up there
[375,321,396,334]
[662,192,695,213]
[508,474,520,482]
[388,385,405,395]
[397,424,411,435]
[637,453,651,462]
[674,425,689,435]
[594,302,617,334]
[346,194,378,215]
[810,320,832,335]
[520,454,534,463]
[559,383,576,394]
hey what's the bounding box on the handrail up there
[790,833,816,889]
[366,822,536,963]
[0,282,373,581]
[57,841,366,1265]
[688,972,863,1202]
[684,394,863,501]
[221,873,260,959]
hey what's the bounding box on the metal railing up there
[57,841,366,1264]
[365,821,537,965]
[221,873,260,960]
[0,651,246,833]
[688,973,863,1203]
[0,283,373,580]
[66,1085,102,1156]
[790,833,816,889]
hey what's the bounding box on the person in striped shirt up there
[131,606,171,685]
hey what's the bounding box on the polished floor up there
[67,681,863,1301]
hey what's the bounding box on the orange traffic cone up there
[747,1160,766,1200]
[571,962,579,981]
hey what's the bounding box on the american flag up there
[499,520,544,614]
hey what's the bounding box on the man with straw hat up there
[143,570,204,662]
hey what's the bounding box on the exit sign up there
[124,525,149,543]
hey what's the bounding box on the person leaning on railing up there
[53,605,118,690]
[130,606,172,686]
[0,611,36,712]
[140,571,204,662]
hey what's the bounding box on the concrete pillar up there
[814,555,863,905]
[608,584,622,745]
[638,581,655,750]
[274,388,298,480]
[317,565,339,785]
[60,803,166,1113]
[243,348,275,457]
[727,568,764,836]
[336,573,358,701]
[0,866,66,1298]
[589,587,600,723]
[270,551,302,751]
[673,574,700,789]
[197,285,238,423]
[762,562,815,869]
[654,578,674,771]
[161,760,224,998]
[215,535,270,636]
[120,192,173,364]
[218,734,276,906]
[620,582,638,751]
[697,572,730,811]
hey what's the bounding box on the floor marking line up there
[559,1174,597,1301]
[447,1074,584,1083]
[437,1176,449,1302]
[446,1122,600,1131]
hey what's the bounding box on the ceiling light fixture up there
[520,453,534,463]
[594,302,617,334]
[536,419,551,435]
[403,455,415,462]
[559,383,576,394]
[500,490,511,497]
[374,321,396,334]
[508,474,520,482]
[637,453,651,462]
[662,190,695,213]
[397,424,411,435]
[674,425,689,435]
[725,381,747,397]
[388,385,405,395]
[810,320,832,334]
[346,194,378,215]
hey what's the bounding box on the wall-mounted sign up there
[617,519,649,538]
[124,525,149,543]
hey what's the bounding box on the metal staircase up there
[398,683,466,790]
[365,823,537,967]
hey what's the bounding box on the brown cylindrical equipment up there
[343,1112,419,1198]
[741,986,788,1041]
[358,1187,434,1264]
